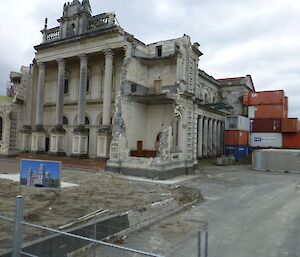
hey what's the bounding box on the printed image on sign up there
[20,159,61,188]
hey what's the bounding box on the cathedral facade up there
[1,0,254,178]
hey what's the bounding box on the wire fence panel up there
[19,220,164,257]
[0,211,208,257]
[1,196,214,257]
[0,215,14,255]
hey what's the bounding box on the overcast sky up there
[1,0,300,117]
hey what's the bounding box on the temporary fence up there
[0,196,209,257]
[0,196,165,257]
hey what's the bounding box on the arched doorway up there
[155,132,162,154]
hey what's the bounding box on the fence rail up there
[1,196,209,257]
[0,196,165,257]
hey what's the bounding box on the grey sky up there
[1,0,299,117]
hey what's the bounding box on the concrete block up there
[252,149,300,173]
[216,156,235,166]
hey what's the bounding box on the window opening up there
[0,117,2,141]
[64,79,69,94]
[156,45,162,57]
[63,116,68,125]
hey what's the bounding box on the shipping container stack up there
[243,90,300,150]
[224,115,250,161]
[282,118,300,148]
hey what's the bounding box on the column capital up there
[103,49,114,59]
[78,54,88,63]
[37,62,45,70]
[56,58,65,66]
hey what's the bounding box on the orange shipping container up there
[224,130,249,146]
[281,118,300,132]
[252,104,287,119]
[283,133,300,148]
[243,90,285,106]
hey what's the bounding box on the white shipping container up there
[225,115,250,131]
[250,133,282,148]
[248,106,255,119]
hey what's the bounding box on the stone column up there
[208,118,213,157]
[202,117,208,157]
[31,62,46,154]
[97,49,114,159]
[176,52,182,83]
[216,120,221,155]
[102,49,114,126]
[197,116,203,158]
[35,62,46,128]
[213,119,217,156]
[71,54,89,158]
[21,68,33,153]
[220,121,225,155]
[50,59,66,156]
[78,54,88,126]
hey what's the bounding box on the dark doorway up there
[45,137,50,152]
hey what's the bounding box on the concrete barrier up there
[252,149,300,173]
[216,156,235,166]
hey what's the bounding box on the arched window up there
[63,116,68,125]
[204,92,209,103]
[171,117,179,150]
[0,117,3,141]
[71,23,76,34]
[74,115,91,126]
[64,69,70,95]
[85,116,90,125]
[86,67,92,93]
[97,115,113,126]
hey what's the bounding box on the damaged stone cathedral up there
[1,0,254,178]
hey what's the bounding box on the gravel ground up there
[122,164,300,257]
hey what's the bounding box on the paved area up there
[0,158,20,174]
[123,165,300,257]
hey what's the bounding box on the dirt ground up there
[0,160,202,251]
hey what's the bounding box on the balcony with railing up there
[88,13,115,31]
[42,13,116,44]
[45,27,60,42]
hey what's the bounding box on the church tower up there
[58,0,92,39]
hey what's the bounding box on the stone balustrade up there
[45,27,60,42]
[43,13,115,43]
[88,13,115,31]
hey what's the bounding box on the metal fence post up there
[204,230,208,257]
[198,231,201,257]
[12,195,24,257]
[93,217,96,257]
